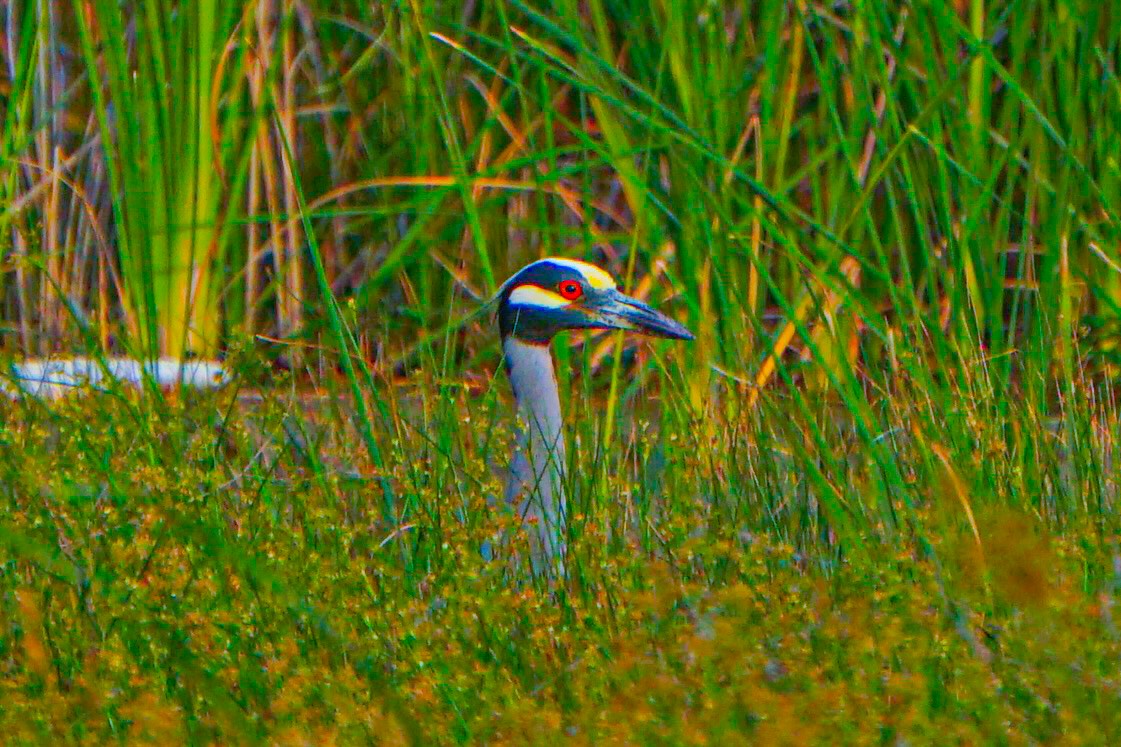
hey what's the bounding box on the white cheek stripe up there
[508,285,571,308]
[542,258,616,290]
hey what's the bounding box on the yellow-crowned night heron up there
[496,258,693,575]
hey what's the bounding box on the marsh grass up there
[2,0,1121,743]
[2,367,1121,743]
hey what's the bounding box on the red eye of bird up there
[557,280,583,300]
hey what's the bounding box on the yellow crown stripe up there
[507,284,571,308]
[544,258,617,290]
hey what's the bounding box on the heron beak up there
[596,290,694,341]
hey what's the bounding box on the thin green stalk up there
[271,109,407,574]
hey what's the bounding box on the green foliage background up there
[2,0,1121,742]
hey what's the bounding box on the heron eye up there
[557,280,583,300]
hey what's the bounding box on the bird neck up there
[503,336,567,569]
[504,336,566,474]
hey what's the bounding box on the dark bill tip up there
[612,294,695,341]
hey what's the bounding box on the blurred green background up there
[2,1,1121,743]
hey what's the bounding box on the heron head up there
[496,258,694,344]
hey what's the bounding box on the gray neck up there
[503,337,566,572]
